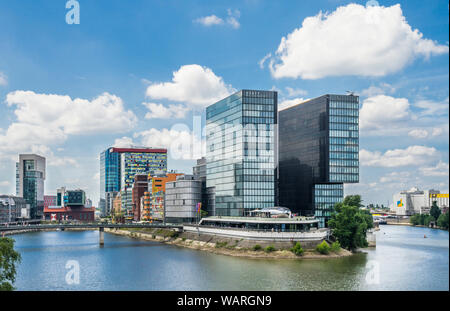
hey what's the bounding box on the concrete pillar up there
[99,227,104,245]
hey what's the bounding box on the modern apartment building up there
[99,147,167,217]
[146,172,183,221]
[278,94,359,227]
[165,175,202,223]
[206,90,277,217]
[16,154,46,219]
[0,195,29,223]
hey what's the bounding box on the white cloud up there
[285,87,308,97]
[419,161,449,177]
[259,53,271,69]
[6,91,137,135]
[113,136,135,148]
[226,9,241,29]
[194,15,224,26]
[142,102,189,119]
[360,83,396,97]
[379,171,412,184]
[408,129,429,139]
[360,145,440,167]
[145,64,235,108]
[278,97,306,111]
[194,9,240,29]
[360,95,411,131]
[134,127,205,160]
[267,4,448,79]
[414,97,449,116]
[0,72,7,86]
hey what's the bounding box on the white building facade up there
[391,187,449,216]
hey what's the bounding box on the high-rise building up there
[278,94,359,227]
[131,174,148,221]
[206,90,277,216]
[16,154,46,219]
[145,172,183,221]
[99,147,167,217]
[0,195,28,223]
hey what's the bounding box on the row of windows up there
[329,101,359,109]
[329,174,359,182]
[329,159,359,167]
[329,152,359,159]
[329,166,359,174]
[329,137,358,145]
[329,122,359,131]
[243,104,275,112]
[314,189,343,197]
[314,184,344,190]
[329,108,359,117]
[242,117,274,124]
[329,116,358,124]
[329,145,359,152]
[329,130,359,138]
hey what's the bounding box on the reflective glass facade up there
[278,94,359,227]
[206,90,277,216]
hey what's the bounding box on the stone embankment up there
[105,227,353,259]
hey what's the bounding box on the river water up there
[11,225,449,291]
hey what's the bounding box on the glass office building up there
[278,94,359,227]
[16,154,46,219]
[206,90,277,216]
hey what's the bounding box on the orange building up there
[141,172,183,221]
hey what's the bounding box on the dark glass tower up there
[278,94,359,227]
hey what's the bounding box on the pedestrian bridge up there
[0,223,182,245]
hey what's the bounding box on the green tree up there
[430,201,441,222]
[290,242,304,256]
[328,195,373,251]
[437,212,449,230]
[0,237,22,291]
[316,241,331,254]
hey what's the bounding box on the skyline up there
[0,0,448,206]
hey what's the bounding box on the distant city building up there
[146,172,183,221]
[44,188,94,222]
[131,174,148,221]
[44,195,57,209]
[206,90,277,217]
[391,187,449,216]
[165,175,202,223]
[16,154,46,219]
[99,147,167,218]
[0,195,29,223]
[278,94,359,227]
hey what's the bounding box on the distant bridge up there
[0,223,183,245]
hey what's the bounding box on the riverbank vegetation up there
[328,195,373,252]
[410,209,449,230]
[0,237,21,291]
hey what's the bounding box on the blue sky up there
[0,0,448,207]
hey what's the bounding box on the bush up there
[265,245,276,253]
[316,241,331,254]
[331,241,341,252]
[215,241,228,248]
[437,212,449,230]
[290,242,304,256]
[252,244,262,251]
[167,231,179,238]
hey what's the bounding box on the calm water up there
[12,225,449,291]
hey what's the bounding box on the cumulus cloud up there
[0,72,7,86]
[194,15,224,26]
[113,136,135,148]
[419,161,449,177]
[360,95,411,131]
[360,145,440,167]
[414,97,449,116]
[142,102,189,119]
[6,91,137,135]
[145,64,235,108]
[134,127,205,160]
[267,4,448,79]
[360,83,396,97]
[194,9,240,29]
